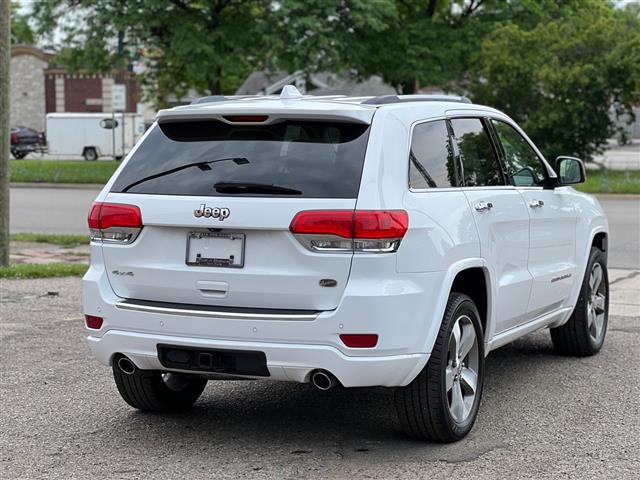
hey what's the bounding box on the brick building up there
[10,45,140,132]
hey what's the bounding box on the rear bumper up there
[87,330,427,387]
[83,247,446,387]
[11,142,45,151]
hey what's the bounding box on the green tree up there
[10,1,35,44]
[266,0,395,75]
[32,0,394,107]
[352,0,616,93]
[352,0,510,93]
[467,3,640,160]
[34,0,271,106]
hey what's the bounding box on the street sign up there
[111,84,126,111]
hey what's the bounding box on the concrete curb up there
[10,182,103,190]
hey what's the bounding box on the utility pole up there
[0,0,11,266]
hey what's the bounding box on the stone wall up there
[10,54,47,131]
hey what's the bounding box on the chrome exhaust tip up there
[117,356,136,375]
[310,370,336,391]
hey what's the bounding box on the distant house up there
[236,70,396,97]
[10,45,140,131]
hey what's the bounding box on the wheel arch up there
[450,267,490,344]
[416,259,494,358]
[556,226,609,329]
[592,231,607,254]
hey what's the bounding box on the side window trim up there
[407,117,461,190]
[446,115,506,188]
[483,117,511,186]
[444,119,461,187]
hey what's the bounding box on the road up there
[10,186,98,235]
[1,271,638,479]
[9,187,640,269]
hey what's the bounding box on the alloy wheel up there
[445,315,480,423]
[587,263,607,343]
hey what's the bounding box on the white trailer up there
[46,112,146,161]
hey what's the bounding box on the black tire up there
[550,247,609,356]
[11,150,26,159]
[83,147,98,161]
[112,357,207,412]
[395,293,485,442]
[114,155,123,161]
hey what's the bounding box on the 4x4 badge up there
[194,204,230,221]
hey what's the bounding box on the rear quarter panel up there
[354,107,485,355]
[355,107,481,273]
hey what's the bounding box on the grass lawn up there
[10,159,119,184]
[0,263,88,279]
[577,169,640,194]
[10,232,89,247]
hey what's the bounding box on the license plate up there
[186,232,245,268]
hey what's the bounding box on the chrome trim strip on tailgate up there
[115,301,319,321]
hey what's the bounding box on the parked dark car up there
[10,126,46,159]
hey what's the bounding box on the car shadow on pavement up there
[96,330,570,464]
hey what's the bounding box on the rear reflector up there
[84,315,103,330]
[290,210,408,253]
[340,334,378,348]
[88,202,142,243]
[223,115,269,123]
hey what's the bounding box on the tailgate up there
[97,115,372,311]
[100,194,355,310]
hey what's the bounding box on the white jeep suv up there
[83,87,609,442]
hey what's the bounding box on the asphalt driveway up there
[0,270,638,479]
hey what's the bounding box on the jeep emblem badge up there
[194,204,230,221]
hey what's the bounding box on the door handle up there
[474,202,493,212]
[528,199,544,209]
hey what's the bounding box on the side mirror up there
[555,156,586,185]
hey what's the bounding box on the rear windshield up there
[110,120,371,198]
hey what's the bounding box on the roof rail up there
[190,95,267,105]
[191,95,227,104]
[361,95,472,106]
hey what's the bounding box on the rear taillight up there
[289,210,408,253]
[88,202,142,244]
[11,132,19,144]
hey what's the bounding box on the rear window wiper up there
[214,182,302,195]
[121,157,249,193]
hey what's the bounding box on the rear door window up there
[111,120,371,198]
[449,118,505,187]
[409,120,457,188]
